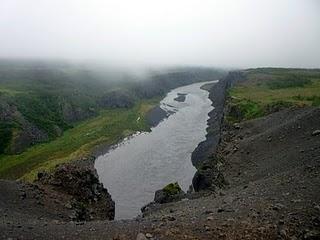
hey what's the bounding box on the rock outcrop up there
[191,71,246,192]
[38,158,115,221]
[0,98,48,154]
[192,155,226,192]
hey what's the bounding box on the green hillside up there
[227,68,320,122]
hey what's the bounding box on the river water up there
[95,80,216,219]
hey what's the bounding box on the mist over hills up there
[0,60,225,155]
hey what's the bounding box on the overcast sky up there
[1,0,319,68]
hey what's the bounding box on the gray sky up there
[1,0,319,68]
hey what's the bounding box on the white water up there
[95,80,217,219]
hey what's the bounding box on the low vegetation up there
[0,98,158,181]
[227,68,320,123]
[163,182,182,196]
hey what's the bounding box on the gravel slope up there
[1,106,319,239]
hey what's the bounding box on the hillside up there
[0,60,225,180]
[226,68,320,122]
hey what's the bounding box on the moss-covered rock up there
[154,182,185,204]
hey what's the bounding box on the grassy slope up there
[227,68,320,122]
[0,98,159,181]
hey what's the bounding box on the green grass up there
[265,74,312,89]
[0,98,159,181]
[227,68,320,123]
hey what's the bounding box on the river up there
[95,80,217,219]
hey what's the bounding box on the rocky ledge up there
[37,158,115,221]
[0,157,115,226]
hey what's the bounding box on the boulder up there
[154,182,186,204]
[38,159,115,221]
[192,155,226,192]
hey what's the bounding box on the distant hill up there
[0,60,225,154]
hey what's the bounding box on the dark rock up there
[207,216,214,221]
[217,206,234,213]
[38,159,115,221]
[162,215,176,222]
[192,155,226,192]
[174,93,187,102]
[233,123,241,130]
[204,210,214,214]
[272,203,285,211]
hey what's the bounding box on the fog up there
[1,0,319,68]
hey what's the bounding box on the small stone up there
[312,130,320,136]
[204,210,214,214]
[272,203,285,211]
[217,208,224,213]
[20,192,26,200]
[227,218,235,222]
[219,191,226,196]
[233,123,241,129]
[136,233,147,240]
[207,216,214,221]
[204,225,210,231]
[145,233,153,238]
[65,203,72,209]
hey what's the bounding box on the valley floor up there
[1,106,319,239]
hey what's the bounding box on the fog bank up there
[1,0,319,68]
